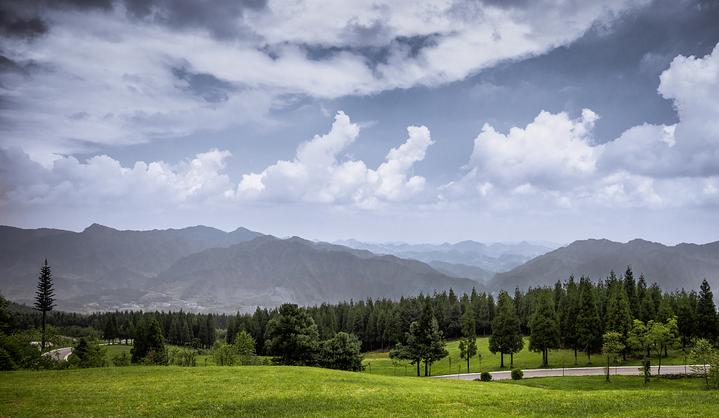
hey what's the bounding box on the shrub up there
[511,368,523,380]
[168,348,197,367]
[0,347,17,371]
[68,338,107,368]
[112,352,131,367]
[480,371,492,382]
[212,342,237,366]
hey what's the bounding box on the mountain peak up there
[83,223,116,233]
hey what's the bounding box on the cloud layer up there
[0,0,644,158]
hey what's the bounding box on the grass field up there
[1,366,717,417]
[362,337,688,376]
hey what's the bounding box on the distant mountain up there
[0,224,263,309]
[153,236,480,311]
[427,261,494,283]
[334,239,558,272]
[0,225,479,312]
[491,238,719,292]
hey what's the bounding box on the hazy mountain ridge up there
[154,235,479,311]
[0,225,478,312]
[334,239,558,272]
[491,238,719,291]
[0,224,263,309]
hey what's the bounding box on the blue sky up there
[1,0,718,244]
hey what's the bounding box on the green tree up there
[576,277,602,364]
[559,276,580,364]
[319,332,364,371]
[212,342,237,366]
[389,321,424,376]
[623,266,638,318]
[69,338,107,368]
[33,259,56,351]
[529,292,560,367]
[605,282,633,359]
[627,319,651,358]
[103,315,118,344]
[602,331,625,382]
[424,316,449,376]
[646,317,679,375]
[264,304,319,365]
[234,330,256,358]
[458,304,477,373]
[689,339,716,387]
[489,291,523,368]
[696,280,718,341]
[131,317,167,364]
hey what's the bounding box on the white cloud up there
[236,111,434,207]
[0,1,644,158]
[0,147,236,209]
[447,42,719,211]
[467,108,600,189]
[1,111,433,214]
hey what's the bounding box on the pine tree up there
[559,276,580,364]
[34,259,55,351]
[459,304,478,372]
[489,291,523,368]
[623,266,638,318]
[576,277,602,364]
[675,291,696,348]
[529,292,560,367]
[696,280,718,341]
[605,281,633,359]
[264,304,319,365]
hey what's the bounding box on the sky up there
[1,0,719,245]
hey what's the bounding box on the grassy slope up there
[1,367,717,417]
[363,337,688,376]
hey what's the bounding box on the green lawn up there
[1,366,717,417]
[363,337,688,376]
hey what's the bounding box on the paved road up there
[434,364,703,380]
[43,347,73,362]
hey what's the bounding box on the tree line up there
[2,262,719,376]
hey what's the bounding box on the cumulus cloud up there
[236,111,433,207]
[0,147,236,210]
[467,108,599,189]
[450,42,719,210]
[1,111,434,215]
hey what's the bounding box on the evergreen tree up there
[264,304,319,365]
[33,259,55,351]
[103,315,118,344]
[131,317,167,364]
[559,276,580,364]
[489,291,523,368]
[605,281,633,358]
[655,296,674,323]
[576,277,602,364]
[319,332,364,371]
[696,280,718,341]
[623,266,638,318]
[458,304,477,372]
[675,291,696,348]
[529,292,560,367]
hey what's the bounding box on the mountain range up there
[0,224,477,312]
[334,239,558,274]
[1,224,717,312]
[491,238,719,292]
